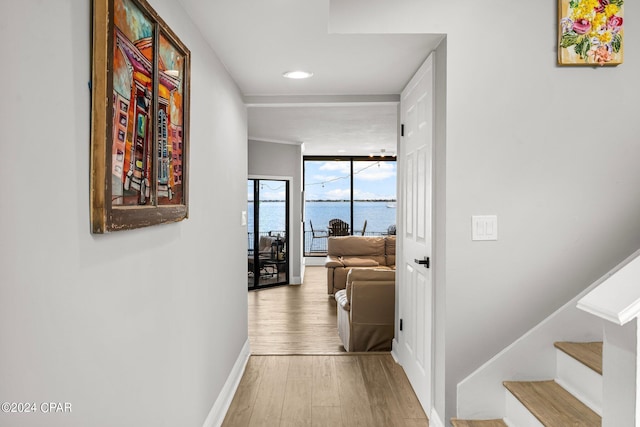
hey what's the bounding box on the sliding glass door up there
[248,179,289,290]
[303,157,397,255]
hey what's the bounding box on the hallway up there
[222,267,429,426]
[248,266,344,354]
[222,354,429,426]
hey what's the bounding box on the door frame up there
[392,48,446,425]
[248,175,293,288]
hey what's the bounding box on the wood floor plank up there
[312,355,341,407]
[224,268,431,426]
[281,377,312,427]
[403,419,430,427]
[247,356,290,427]
[225,355,430,427]
[380,354,428,420]
[311,406,343,427]
[248,267,345,354]
[554,341,603,375]
[221,356,265,427]
[503,380,600,426]
[451,419,506,427]
[359,355,405,427]
[335,356,376,427]
[288,355,313,379]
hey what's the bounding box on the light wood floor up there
[222,354,429,427]
[232,267,428,426]
[248,266,345,354]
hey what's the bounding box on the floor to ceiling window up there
[248,179,289,289]
[303,157,397,256]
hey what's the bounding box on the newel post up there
[602,318,638,427]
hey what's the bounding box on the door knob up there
[414,257,430,268]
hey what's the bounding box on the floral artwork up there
[559,0,624,66]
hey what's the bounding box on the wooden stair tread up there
[503,380,600,426]
[554,341,603,375]
[451,419,507,427]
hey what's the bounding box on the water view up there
[249,158,398,255]
[249,200,396,235]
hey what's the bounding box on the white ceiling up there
[177,0,442,155]
[247,104,399,156]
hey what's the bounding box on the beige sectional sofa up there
[335,268,396,351]
[325,235,396,295]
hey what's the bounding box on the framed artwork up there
[558,0,624,66]
[91,0,191,233]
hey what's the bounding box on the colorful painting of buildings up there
[111,0,184,206]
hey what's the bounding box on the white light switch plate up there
[472,215,498,241]
[241,211,247,226]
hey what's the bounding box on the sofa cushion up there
[325,236,396,295]
[385,236,396,266]
[340,257,379,267]
[325,255,344,268]
[385,236,396,255]
[347,268,396,282]
[346,268,396,303]
[335,289,350,311]
[328,236,386,257]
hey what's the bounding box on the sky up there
[304,160,397,201]
[247,160,397,201]
[248,160,397,201]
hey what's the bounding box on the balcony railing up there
[248,230,393,257]
[303,230,389,256]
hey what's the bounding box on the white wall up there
[330,0,640,422]
[248,140,303,284]
[0,1,248,426]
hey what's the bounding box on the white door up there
[396,53,434,414]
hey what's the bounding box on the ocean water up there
[248,201,397,235]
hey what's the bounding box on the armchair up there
[335,268,396,352]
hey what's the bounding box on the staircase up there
[452,341,603,427]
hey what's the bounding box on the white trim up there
[202,340,250,427]
[248,174,294,181]
[577,249,640,326]
[391,338,400,364]
[456,263,605,418]
[504,390,544,427]
[461,250,640,383]
[248,137,303,145]
[244,94,400,106]
[576,304,626,325]
[429,408,445,427]
[303,257,326,266]
[555,350,602,416]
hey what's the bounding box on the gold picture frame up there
[558,0,624,66]
[91,0,191,233]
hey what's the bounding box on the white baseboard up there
[304,257,326,266]
[429,408,445,427]
[391,339,400,364]
[202,340,250,427]
[290,275,302,285]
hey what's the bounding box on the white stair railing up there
[577,249,640,427]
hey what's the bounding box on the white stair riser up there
[555,350,603,416]
[504,390,544,427]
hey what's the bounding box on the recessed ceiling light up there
[283,70,314,79]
